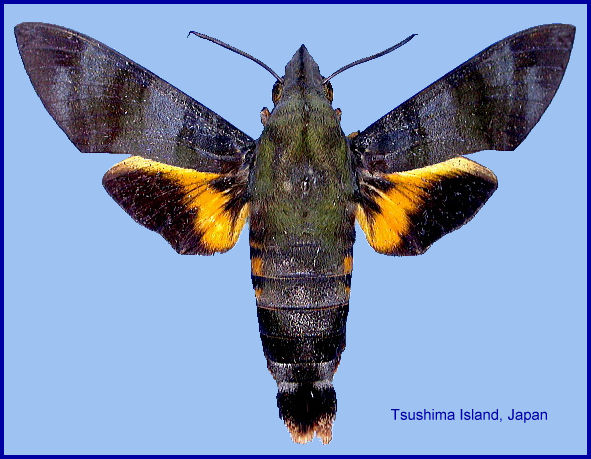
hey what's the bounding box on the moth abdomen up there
[253,272,351,366]
[257,296,348,444]
[277,381,337,445]
[258,305,348,363]
[250,241,352,443]
[257,303,349,339]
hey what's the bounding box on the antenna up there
[322,34,417,84]
[188,31,284,83]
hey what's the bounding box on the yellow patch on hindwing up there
[356,157,497,256]
[103,156,249,255]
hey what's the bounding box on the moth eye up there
[323,81,334,103]
[272,81,283,105]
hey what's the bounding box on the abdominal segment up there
[250,239,352,444]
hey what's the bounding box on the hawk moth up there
[15,22,575,444]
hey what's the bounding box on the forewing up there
[14,22,255,173]
[351,24,575,173]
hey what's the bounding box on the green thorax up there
[250,45,354,246]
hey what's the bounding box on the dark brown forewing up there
[14,22,255,173]
[351,24,575,173]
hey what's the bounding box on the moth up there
[15,22,575,444]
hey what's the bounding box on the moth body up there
[15,22,575,445]
[249,45,356,443]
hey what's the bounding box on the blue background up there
[4,4,587,454]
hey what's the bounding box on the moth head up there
[274,45,335,106]
[271,76,332,106]
[284,45,322,85]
